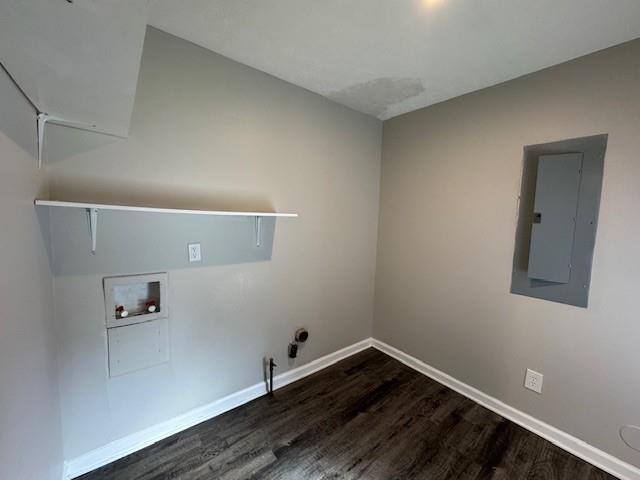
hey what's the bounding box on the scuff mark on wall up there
[328,77,425,118]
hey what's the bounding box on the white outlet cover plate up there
[188,243,202,262]
[524,368,544,394]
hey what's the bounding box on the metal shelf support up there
[36,113,115,169]
[254,216,262,247]
[37,113,49,169]
[86,208,99,254]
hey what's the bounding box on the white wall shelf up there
[35,199,298,254]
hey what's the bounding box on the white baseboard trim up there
[371,339,640,480]
[63,337,374,479]
[64,337,639,480]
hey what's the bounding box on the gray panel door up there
[528,153,583,283]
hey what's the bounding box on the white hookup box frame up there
[103,272,169,329]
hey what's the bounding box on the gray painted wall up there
[374,38,640,466]
[0,68,63,478]
[48,209,277,276]
[0,0,148,136]
[47,27,382,460]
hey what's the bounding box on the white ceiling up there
[150,0,640,120]
[0,0,148,137]
[2,1,639,135]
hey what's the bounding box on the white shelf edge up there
[34,200,298,218]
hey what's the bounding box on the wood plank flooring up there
[79,348,615,479]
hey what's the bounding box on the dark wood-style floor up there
[80,348,615,479]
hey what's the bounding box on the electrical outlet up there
[524,368,543,394]
[188,243,202,262]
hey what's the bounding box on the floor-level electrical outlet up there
[524,368,543,394]
[188,243,202,262]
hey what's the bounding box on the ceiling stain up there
[328,77,425,118]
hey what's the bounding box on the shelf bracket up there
[86,208,99,254]
[37,113,49,169]
[36,113,114,168]
[254,216,262,247]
